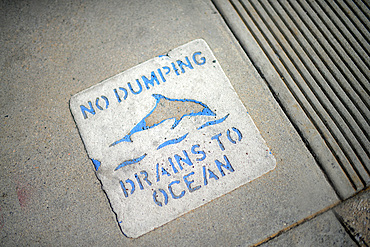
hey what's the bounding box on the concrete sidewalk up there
[261,189,369,246]
[0,0,368,246]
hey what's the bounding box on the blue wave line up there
[115,153,147,171]
[157,133,189,150]
[197,114,229,130]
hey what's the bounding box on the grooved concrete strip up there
[212,0,370,199]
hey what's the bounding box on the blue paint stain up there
[157,68,166,82]
[168,180,185,199]
[110,94,216,147]
[208,169,219,181]
[232,127,242,141]
[120,180,128,197]
[95,96,109,110]
[215,155,234,176]
[127,80,143,95]
[202,166,208,186]
[227,129,236,144]
[153,189,168,207]
[197,114,229,130]
[126,179,135,194]
[142,72,160,90]
[171,62,180,75]
[91,159,101,171]
[156,163,160,182]
[157,133,189,150]
[191,144,206,161]
[183,171,201,192]
[141,171,152,186]
[192,52,206,65]
[162,66,171,75]
[135,173,144,190]
[114,154,147,171]
[80,101,95,119]
[114,87,128,103]
[177,57,193,73]
[168,157,179,174]
[211,133,225,151]
[161,167,171,177]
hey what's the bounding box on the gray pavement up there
[334,188,370,247]
[261,189,369,246]
[0,0,368,246]
[260,211,357,247]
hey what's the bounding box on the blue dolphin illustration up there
[110,94,216,146]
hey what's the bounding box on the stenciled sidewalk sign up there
[70,39,276,238]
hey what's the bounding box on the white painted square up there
[70,39,276,238]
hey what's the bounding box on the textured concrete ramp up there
[213,0,370,199]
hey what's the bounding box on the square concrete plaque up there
[70,39,276,238]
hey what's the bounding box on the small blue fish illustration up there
[110,94,216,146]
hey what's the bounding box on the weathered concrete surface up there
[70,39,276,237]
[334,189,370,246]
[0,0,338,246]
[260,211,357,247]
